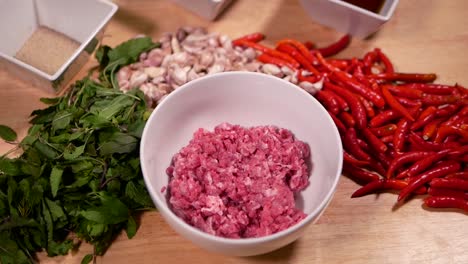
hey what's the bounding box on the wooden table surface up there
[1,0,467,263]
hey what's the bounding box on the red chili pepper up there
[357,138,371,153]
[424,196,468,212]
[380,135,394,143]
[332,71,386,108]
[442,106,468,126]
[316,90,340,115]
[327,59,349,70]
[408,132,460,152]
[351,179,386,198]
[354,71,377,88]
[422,118,444,140]
[398,161,461,202]
[232,32,265,46]
[369,110,401,127]
[407,83,459,95]
[297,69,320,83]
[386,151,434,179]
[363,51,378,75]
[344,128,371,161]
[421,94,462,105]
[435,104,460,118]
[276,43,319,74]
[446,172,468,179]
[369,152,391,172]
[385,85,423,99]
[233,39,269,51]
[393,119,411,153]
[351,179,425,198]
[368,73,437,83]
[236,40,300,68]
[357,95,375,118]
[316,34,351,57]
[456,84,468,99]
[343,151,371,166]
[339,111,356,127]
[362,128,387,153]
[447,145,468,159]
[428,187,468,200]
[314,51,340,72]
[381,85,415,121]
[343,163,381,184]
[396,97,421,107]
[277,39,317,64]
[326,90,349,112]
[411,106,437,130]
[461,154,468,163]
[375,48,394,74]
[430,178,468,191]
[434,125,468,143]
[304,41,315,49]
[256,53,297,69]
[324,82,367,129]
[370,124,397,137]
[396,149,452,179]
[329,112,346,135]
[346,58,363,74]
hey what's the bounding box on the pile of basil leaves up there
[0,37,160,264]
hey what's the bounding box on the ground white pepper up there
[15,26,80,75]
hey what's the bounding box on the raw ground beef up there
[166,123,311,238]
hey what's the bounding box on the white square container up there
[168,0,233,21]
[299,0,399,38]
[0,0,118,92]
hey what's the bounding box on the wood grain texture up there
[1,0,467,263]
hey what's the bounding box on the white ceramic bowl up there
[168,0,233,21]
[0,0,117,92]
[140,72,343,256]
[299,0,399,38]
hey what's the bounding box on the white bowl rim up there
[140,71,343,245]
[0,0,118,80]
[327,0,399,20]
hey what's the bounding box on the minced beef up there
[166,123,310,238]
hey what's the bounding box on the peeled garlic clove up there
[171,36,182,53]
[208,64,224,74]
[299,81,318,95]
[187,68,199,82]
[144,67,166,79]
[170,66,189,85]
[261,64,282,76]
[129,71,148,88]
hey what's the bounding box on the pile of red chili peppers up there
[232,33,468,212]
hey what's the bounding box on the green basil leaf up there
[71,161,94,173]
[50,167,63,198]
[0,124,17,141]
[64,145,85,160]
[40,97,60,105]
[45,198,65,221]
[49,133,71,143]
[99,133,137,156]
[88,223,106,237]
[126,215,137,239]
[47,240,74,257]
[34,141,59,160]
[0,158,22,176]
[97,95,134,120]
[52,111,72,131]
[80,194,129,224]
[108,37,157,65]
[81,254,94,264]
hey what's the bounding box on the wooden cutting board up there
[1,0,467,263]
